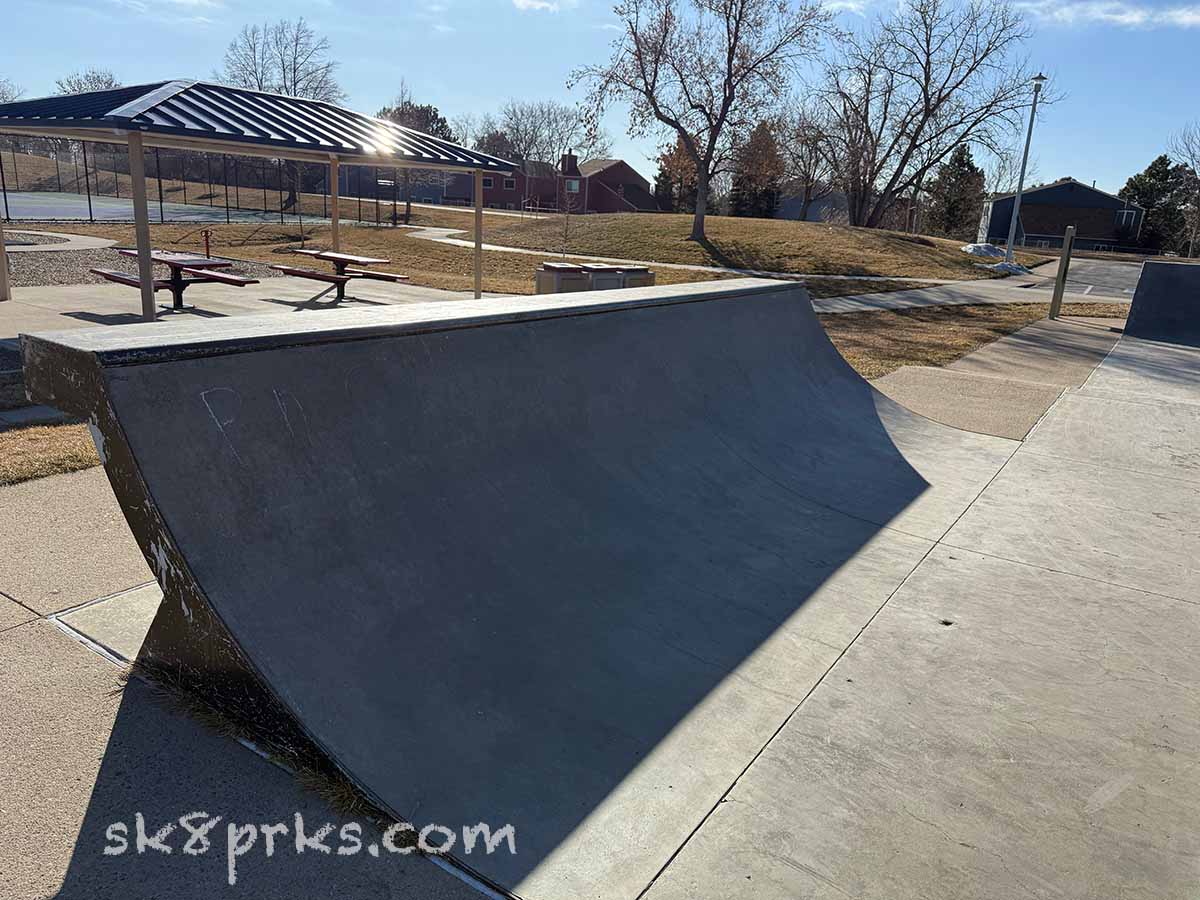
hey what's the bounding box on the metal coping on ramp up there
[1124,259,1200,346]
[21,277,1017,899]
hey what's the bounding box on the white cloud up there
[513,0,573,10]
[1016,0,1200,27]
[824,0,868,13]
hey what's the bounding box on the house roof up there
[579,158,621,177]
[0,80,516,173]
[990,177,1143,209]
[524,160,557,179]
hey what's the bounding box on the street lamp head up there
[1032,72,1047,91]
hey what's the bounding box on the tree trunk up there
[797,183,813,222]
[403,169,412,225]
[690,169,710,241]
[283,161,298,211]
[864,188,894,229]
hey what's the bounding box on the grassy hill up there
[461,211,1051,281]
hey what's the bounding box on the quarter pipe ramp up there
[23,279,1016,898]
[1124,258,1200,345]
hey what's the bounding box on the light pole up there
[1005,72,1047,264]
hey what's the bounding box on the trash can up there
[621,266,656,288]
[535,262,589,294]
[581,264,625,291]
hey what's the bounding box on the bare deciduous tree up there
[574,0,829,240]
[820,0,1041,228]
[983,136,1038,199]
[449,112,479,147]
[776,101,834,221]
[1169,122,1200,257]
[55,68,120,95]
[498,100,612,169]
[217,19,343,102]
[0,78,20,103]
[217,19,343,211]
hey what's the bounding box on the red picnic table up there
[91,249,258,311]
[271,249,408,301]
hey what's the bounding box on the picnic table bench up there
[98,249,259,311]
[280,249,407,299]
[269,265,352,288]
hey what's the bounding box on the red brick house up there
[445,152,660,213]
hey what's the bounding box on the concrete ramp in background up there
[1124,259,1200,345]
[22,279,1017,899]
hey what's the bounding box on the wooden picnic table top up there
[118,249,232,269]
[313,251,390,266]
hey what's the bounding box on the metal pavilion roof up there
[0,80,516,173]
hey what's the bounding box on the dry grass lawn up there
[453,210,1052,279]
[16,221,730,295]
[821,303,1129,379]
[0,422,99,486]
[15,221,940,299]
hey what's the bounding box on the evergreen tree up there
[653,138,698,214]
[924,145,985,240]
[1120,154,1190,251]
[730,123,783,219]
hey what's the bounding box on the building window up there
[505,202,514,210]
[422,197,433,204]
[482,176,494,189]
[565,178,581,194]
[1116,209,1137,229]
[503,177,516,190]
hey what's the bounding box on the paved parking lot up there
[1029,257,1144,296]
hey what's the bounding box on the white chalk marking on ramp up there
[1085,773,1135,814]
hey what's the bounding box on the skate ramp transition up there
[1124,259,1200,345]
[23,278,1016,899]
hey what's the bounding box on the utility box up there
[621,267,655,288]
[535,262,589,294]
[582,264,626,291]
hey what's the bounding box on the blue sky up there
[3,0,1196,194]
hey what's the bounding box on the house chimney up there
[559,149,580,177]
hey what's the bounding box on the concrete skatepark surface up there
[22,279,1018,897]
[13,275,1200,898]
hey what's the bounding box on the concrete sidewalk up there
[0,468,481,899]
[0,619,481,899]
[0,278,490,341]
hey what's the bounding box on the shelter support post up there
[0,217,11,302]
[127,131,157,322]
[330,155,340,252]
[1049,225,1076,320]
[474,168,483,299]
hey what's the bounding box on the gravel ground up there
[5,247,280,287]
[3,232,69,246]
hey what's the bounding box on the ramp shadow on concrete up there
[24,279,1014,898]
